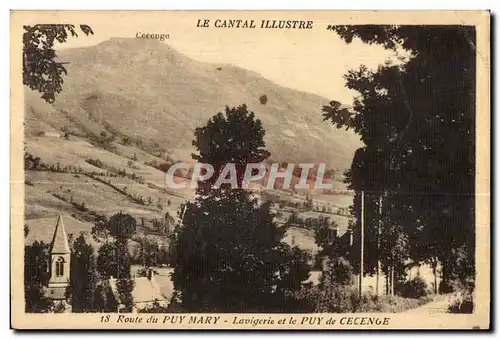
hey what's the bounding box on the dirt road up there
[403,294,453,314]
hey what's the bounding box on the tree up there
[97,241,131,279]
[304,194,313,211]
[24,241,53,312]
[164,211,176,236]
[137,237,161,268]
[116,272,134,313]
[24,152,42,170]
[90,215,110,243]
[104,215,135,309]
[170,104,311,312]
[313,217,338,256]
[191,104,270,196]
[171,195,306,311]
[106,212,137,240]
[315,257,358,313]
[286,211,300,225]
[276,246,312,292]
[23,24,94,103]
[320,257,354,286]
[69,234,99,312]
[97,240,135,312]
[325,25,475,288]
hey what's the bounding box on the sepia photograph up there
[10,10,490,330]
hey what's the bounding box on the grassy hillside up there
[25,37,361,170]
[23,38,359,253]
[25,215,95,246]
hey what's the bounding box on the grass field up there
[283,227,319,254]
[24,134,355,261]
[26,171,161,219]
[24,214,96,247]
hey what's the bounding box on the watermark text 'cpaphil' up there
[165,162,332,190]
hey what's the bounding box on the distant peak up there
[96,37,182,58]
[101,37,168,48]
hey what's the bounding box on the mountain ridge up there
[25,37,362,171]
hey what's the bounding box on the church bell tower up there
[47,215,71,302]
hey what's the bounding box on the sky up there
[54,12,396,102]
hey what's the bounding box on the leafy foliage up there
[93,279,119,312]
[313,217,338,254]
[24,152,43,170]
[97,240,131,279]
[448,290,473,313]
[92,213,136,311]
[320,257,354,286]
[23,24,94,103]
[69,234,99,312]
[321,100,354,130]
[134,236,167,267]
[171,194,308,312]
[170,104,311,312]
[96,239,135,312]
[399,276,428,299]
[192,104,271,196]
[137,300,170,313]
[326,25,476,288]
[106,212,137,240]
[315,257,358,312]
[116,274,135,313]
[153,212,176,236]
[24,241,53,312]
[91,216,110,243]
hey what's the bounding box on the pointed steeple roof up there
[50,214,70,254]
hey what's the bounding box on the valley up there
[23,37,359,259]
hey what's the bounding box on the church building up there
[41,214,167,313]
[45,215,71,310]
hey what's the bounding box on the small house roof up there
[109,276,164,305]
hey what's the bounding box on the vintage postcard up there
[10,10,490,330]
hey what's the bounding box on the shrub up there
[400,276,428,299]
[447,278,474,314]
[439,280,453,294]
[315,283,360,313]
[320,257,353,286]
[314,257,359,312]
[136,268,159,278]
[86,158,104,169]
[53,301,67,313]
[359,294,432,313]
[310,283,432,313]
[24,152,43,170]
[144,159,175,173]
[448,291,473,313]
[138,300,169,313]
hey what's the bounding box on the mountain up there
[24,37,361,171]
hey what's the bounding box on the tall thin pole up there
[142,217,146,269]
[376,194,382,296]
[359,190,365,295]
[391,265,395,296]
